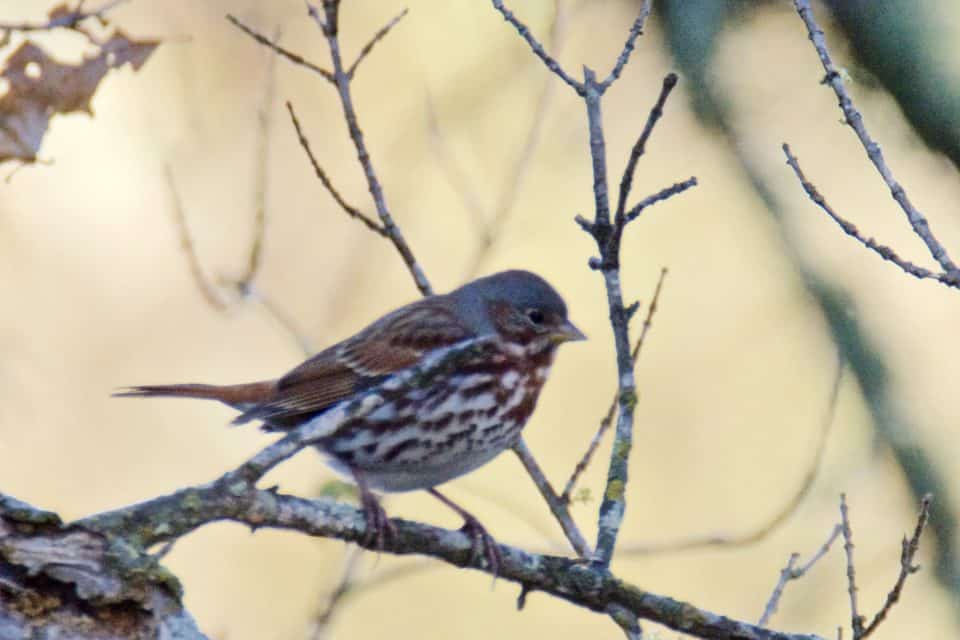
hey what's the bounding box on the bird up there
[117,269,585,572]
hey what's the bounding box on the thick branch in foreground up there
[75,482,824,640]
[0,494,204,639]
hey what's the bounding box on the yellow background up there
[1,1,959,638]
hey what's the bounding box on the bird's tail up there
[114,381,275,411]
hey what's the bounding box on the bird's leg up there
[427,488,502,576]
[351,468,396,550]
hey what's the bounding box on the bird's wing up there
[234,298,473,427]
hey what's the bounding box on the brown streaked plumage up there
[118,269,585,572]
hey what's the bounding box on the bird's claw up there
[459,515,502,578]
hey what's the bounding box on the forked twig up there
[859,494,933,639]
[227,14,334,82]
[788,0,960,286]
[783,145,957,287]
[286,101,387,237]
[758,524,843,627]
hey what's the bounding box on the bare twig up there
[310,547,363,639]
[305,0,433,296]
[285,101,387,237]
[163,165,228,311]
[860,494,933,638]
[490,0,584,96]
[782,145,957,287]
[619,352,843,555]
[346,8,408,79]
[561,268,668,503]
[226,14,334,83]
[238,27,280,289]
[839,494,866,638]
[512,438,590,558]
[599,3,651,90]
[310,558,435,638]
[790,0,960,282]
[625,177,698,223]
[0,0,128,33]
[615,73,679,223]
[758,524,843,627]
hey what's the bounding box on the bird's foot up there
[459,513,503,577]
[359,486,396,550]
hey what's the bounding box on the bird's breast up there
[315,340,556,491]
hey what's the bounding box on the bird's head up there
[451,270,586,352]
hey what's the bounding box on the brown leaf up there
[0,31,160,163]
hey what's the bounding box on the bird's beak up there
[551,319,587,343]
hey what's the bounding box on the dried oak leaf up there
[0,31,159,164]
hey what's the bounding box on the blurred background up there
[2,0,959,637]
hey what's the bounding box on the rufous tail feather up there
[114,381,275,411]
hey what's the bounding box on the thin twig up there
[285,101,387,237]
[615,73,679,223]
[840,494,866,638]
[163,165,227,311]
[310,546,364,639]
[860,494,933,638]
[306,1,433,296]
[238,27,280,289]
[619,351,843,555]
[782,144,958,288]
[310,558,435,638]
[226,14,334,83]
[512,438,590,558]
[625,177,698,223]
[346,8,408,79]
[758,524,843,627]
[490,0,584,96]
[599,1,651,89]
[491,0,668,568]
[561,268,668,503]
[791,0,960,280]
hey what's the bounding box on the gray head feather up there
[449,270,568,335]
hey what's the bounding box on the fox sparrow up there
[118,270,584,572]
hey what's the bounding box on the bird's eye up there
[526,308,545,325]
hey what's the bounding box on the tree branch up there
[782,144,958,287]
[72,483,824,640]
[790,0,960,282]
